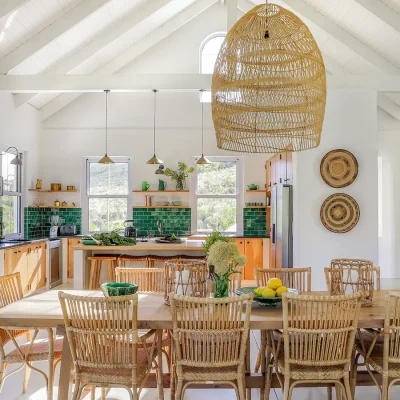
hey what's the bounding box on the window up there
[82,157,132,233]
[1,147,22,237]
[200,32,226,103]
[191,157,243,234]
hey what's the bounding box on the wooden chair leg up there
[95,260,102,288]
[335,383,341,400]
[0,362,7,392]
[23,363,31,393]
[89,260,97,290]
[283,377,290,400]
[107,260,114,282]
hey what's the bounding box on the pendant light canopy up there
[147,89,163,165]
[211,3,326,153]
[196,90,211,165]
[98,90,114,164]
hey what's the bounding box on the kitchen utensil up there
[124,220,138,238]
[67,185,75,191]
[71,202,76,207]
[49,226,59,238]
[61,201,67,206]
[60,225,77,236]
[247,184,259,190]
[50,215,59,226]
[51,183,61,191]
[172,201,182,206]
[142,181,150,191]
[36,179,42,189]
[148,196,153,206]
[158,179,167,191]
[236,287,300,306]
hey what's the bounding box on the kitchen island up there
[73,240,205,289]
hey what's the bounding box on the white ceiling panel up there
[380,0,400,15]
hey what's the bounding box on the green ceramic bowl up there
[101,282,138,297]
[236,286,300,306]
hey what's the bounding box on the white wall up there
[0,93,41,205]
[293,90,378,290]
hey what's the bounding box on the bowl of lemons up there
[235,278,300,306]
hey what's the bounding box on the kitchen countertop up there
[0,235,84,250]
[187,235,270,240]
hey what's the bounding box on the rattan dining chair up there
[0,273,63,400]
[254,267,312,374]
[229,266,243,295]
[170,293,253,400]
[353,291,400,400]
[324,266,381,291]
[265,292,362,400]
[58,292,164,400]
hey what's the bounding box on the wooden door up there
[68,238,81,278]
[233,238,245,255]
[266,160,272,190]
[270,155,277,186]
[244,238,264,280]
[27,246,40,293]
[5,246,29,294]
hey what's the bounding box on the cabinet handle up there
[240,241,243,244]
[247,241,250,244]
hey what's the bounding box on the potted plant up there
[164,162,194,190]
[207,240,246,298]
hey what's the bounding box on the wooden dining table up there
[0,289,394,400]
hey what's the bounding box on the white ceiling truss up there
[0,0,398,121]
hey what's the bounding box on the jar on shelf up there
[54,200,60,207]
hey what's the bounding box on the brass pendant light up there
[211,2,326,153]
[196,90,210,165]
[147,89,163,165]
[98,90,114,164]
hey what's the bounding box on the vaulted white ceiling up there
[0,0,399,120]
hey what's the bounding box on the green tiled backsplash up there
[133,208,191,237]
[243,208,267,237]
[24,207,82,239]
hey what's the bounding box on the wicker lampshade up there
[212,3,326,153]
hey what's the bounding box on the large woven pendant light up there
[211,2,326,153]
[196,90,211,165]
[98,90,114,164]
[147,89,163,165]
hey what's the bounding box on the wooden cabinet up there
[4,242,46,295]
[243,238,263,280]
[266,150,293,188]
[68,238,81,278]
[233,238,245,255]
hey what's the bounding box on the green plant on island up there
[92,230,136,246]
[164,162,194,190]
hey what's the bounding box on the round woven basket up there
[211,3,326,153]
[320,149,358,188]
[320,193,360,233]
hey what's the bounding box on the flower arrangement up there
[207,240,246,298]
[202,231,233,257]
[164,162,195,190]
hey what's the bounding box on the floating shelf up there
[29,189,78,193]
[132,190,189,193]
[245,206,268,209]
[32,206,79,209]
[133,206,190,209]
[246,189,267,193]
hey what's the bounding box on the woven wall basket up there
[320,193,360,233]
[212,3,326,153]
[320,149,358,188]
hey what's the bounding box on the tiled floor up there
[0,282,397,399]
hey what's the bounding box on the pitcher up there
[141,181,150,191]
[158,179,167,191]
[36,179,42,189]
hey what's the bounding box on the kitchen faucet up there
[157,220,163,236]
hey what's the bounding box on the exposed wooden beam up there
[354,0,400,33]
[227,0,238,29]
[0,0,28,20]
[40,0,219,121]
[281,0,400,74]
[0,0,110,74]
[13,0,171,108]
[378,93,400,121]
[40,93,82,122]
[3,74,400,92]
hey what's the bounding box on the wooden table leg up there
[57,327,73,400]
[260,330,268,399]
[246,335,251,400]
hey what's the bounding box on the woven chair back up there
[58,293,140,373]
[115,267,164,293]
[324,265,380,291]
[255,267,311,292]
[384,292,400,364]
[229,266,243,294]
[171,294,253,369]
[282,292,361,368]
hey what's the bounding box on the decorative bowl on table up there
[101,282,138,297]
[236,287,300,306]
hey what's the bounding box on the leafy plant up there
[164,162,195,190]
[92,230,136,246]
[202,231,232,257]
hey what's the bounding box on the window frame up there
[81,156,133,234]
[190,156,244,235]
[1,146,23,238]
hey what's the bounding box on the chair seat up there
[77,348,151,385]
[5,336,64,363]
[181,365,239,381]
[88,256,117,260]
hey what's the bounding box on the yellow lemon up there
[254,287,265,297]
[276,286,289,297]
[262,288,276,299]
[267,278,283,290]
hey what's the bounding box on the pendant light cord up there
[264,0,269,38]
[105,89,109,154]
[153,89,157,155]
[201,91,204,155]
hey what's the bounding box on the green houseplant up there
[202,231,232,257]
[164,162,194,190]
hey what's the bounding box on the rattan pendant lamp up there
[98,90,114,164]
[147,89,163,165]
[211,2,326,153]
[196,90,211,165]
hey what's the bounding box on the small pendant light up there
[147,89,163,164]
[155,164,165,175]
[196,90,211,165]
[98,90,114,164]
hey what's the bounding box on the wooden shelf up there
[29,189,78,193]
[132,190,189,193]
[246,190,267,193]
[133,206,190,209]
[245,206,268,209]
[31,206,79,208]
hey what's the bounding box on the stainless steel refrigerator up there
[270,185,293,268]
